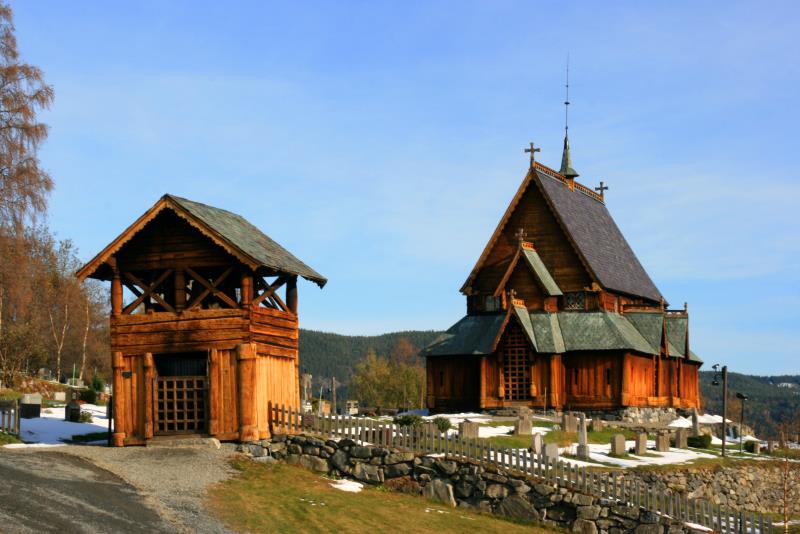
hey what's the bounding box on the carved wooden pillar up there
[237,343,259,442]
[208,349,219,435]
[174,270,186,312]
[479,356,487,409]
[621,353,630,407]
[143,353,154,439]
[111,271,123,317]
[549,354,562,409]
[111,351,126,446]
[286,275,298,314]
[240,272,253,307]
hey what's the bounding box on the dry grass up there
[207,460,560,534]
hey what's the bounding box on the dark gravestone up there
[20,393,42,419]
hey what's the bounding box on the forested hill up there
[298,329,444,384]
[699,371,800,439]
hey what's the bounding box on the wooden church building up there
[77,194,325,446]
[424,137,702,413]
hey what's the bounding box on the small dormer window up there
[564,292,585,310]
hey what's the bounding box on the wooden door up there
[153,351,209,435]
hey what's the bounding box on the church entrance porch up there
[154,352,208,435]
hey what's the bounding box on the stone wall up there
[624,464,800,514]
[241,435,702,534]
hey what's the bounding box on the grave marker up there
[655,432,670,452]
[610,434,626,456]
[576,413,590,459]
[674,428,688,449]
[459,420,479,439]
[531,433,544,455]
[634,433,648,455]
[514,416,532,436]
[543,442,559,460]
[691,407,701,437]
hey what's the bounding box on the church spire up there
[559,56,579,180]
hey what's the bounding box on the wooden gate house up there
[77,194,326,446]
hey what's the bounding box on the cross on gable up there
[514,227,527,244]
[524,142,540,168]
[595,181,609,198]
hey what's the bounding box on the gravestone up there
[767,440,774,454]
[590,418,604,432]
[459,420,479,439]
[673,428,688,449]
[576,413,590,459]
[752,442,761,454]
[634,433,648,455]
[543,442,559,461]
[53,391,66,402]
[514,416,532,436]
[691,407,701,437]
[20,393,42,419]
[610,434,626,456]
[655,432,670,452]
[561,412,578,433]
[779,432,786,450]
[531,433,544,456]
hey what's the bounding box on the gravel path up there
[3,442,240,533]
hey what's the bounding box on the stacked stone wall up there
[241,434,703,534]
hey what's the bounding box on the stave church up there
[424,132,702,414]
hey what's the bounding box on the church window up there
[564,292,585,310]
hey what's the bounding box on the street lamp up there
[711,364,728,457]
[736,392,749,453]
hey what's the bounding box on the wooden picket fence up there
[268,404,774,534]
[0,399,20,436]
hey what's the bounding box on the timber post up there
[237,342,259,442]
[286,275,298,314]
[208,349,220,435]
[111,351,126,446]
[143,353,154,439]
[111,263,122,317]
[174,270,186,312]
[240,272,253,306]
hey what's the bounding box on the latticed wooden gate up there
[155,376,207,434]
[502,324,531,401]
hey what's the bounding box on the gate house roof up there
[77,194,327,287]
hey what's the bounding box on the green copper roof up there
[513,306,538,351]
[168,195,327,287]
[559,134,579,179]
[529,312,566,353]
[665,315,688,358]
[557,311,656,354]
[625,312,664,352]
[522,248,563,296]
[423,313,506,356]
[687,350,703,364]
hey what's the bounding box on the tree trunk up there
[49,301,68,381]
[79,297,89,381]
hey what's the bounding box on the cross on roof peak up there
[524,142,540,169]
[514,227,527,244]
[595,181,609,198]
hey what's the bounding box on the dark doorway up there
[154,351,208,435]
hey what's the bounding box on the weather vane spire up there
[559,54,579,180]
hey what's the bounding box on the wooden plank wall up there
[505,261,545,309]
[621,353,657,405]
[111,309,249,355]
[427,356,480,412]
[208,348,239,440]
[563,352,620,409]
[250,306,298,358]
[471,180,592,295]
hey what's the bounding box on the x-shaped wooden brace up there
[186,267,237,310]
[122,270,174,314]
[252,275,288,310]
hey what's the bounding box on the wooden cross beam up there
[185,267,237,310]
[122,270,175,314]
[252,275,288,310]
[524,142,540,168]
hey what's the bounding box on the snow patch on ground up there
[329,479,363,493]
[4,404,108,448]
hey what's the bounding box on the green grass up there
[0,389,22,401]
[208,459,552,534]
[207,460,559,534]
[67,431,109,443]
[0,431,21,445]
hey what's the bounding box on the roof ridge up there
[533,163,604,204]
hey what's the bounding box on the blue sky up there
[12,1,799,374]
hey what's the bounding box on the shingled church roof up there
[463,163,662,303]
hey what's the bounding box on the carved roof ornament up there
[595,181,609,199]
[524,142,540,169]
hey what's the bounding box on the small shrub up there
[687,434,712,449]
[393,414,423,428]
[744,440,758,453]
[79,411,93,424]
[79,388,97,404]
[91,374,104,392]
[432,416,452,435]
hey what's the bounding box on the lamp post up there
[736,392,749,453]
[711,364,728,457]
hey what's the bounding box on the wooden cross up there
[595,181,609,198]
[514,227,527,245]
[524,142,540,168]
